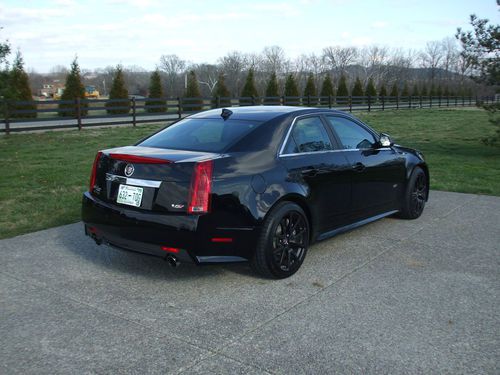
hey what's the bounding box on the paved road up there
[0,191,498,374]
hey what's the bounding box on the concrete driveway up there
[0,191,498,374]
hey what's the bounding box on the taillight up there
[188,160,213,214]
[89,151,102,192]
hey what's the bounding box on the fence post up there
[409,95,412,109]
[429,95,432,108]
[462,96,465,107]
[328,95,332,109]
[281,95,285,106]
[4,100,10,135]
[447,95,449,107]
[215,96,220,108]
[455,96,458,107]
[367,95,371,112]
[307,95,311,106]
[349,96,352,112]
[469,96,472,106]
[132,97,136,126]
[76,97,82,130]
[419,95,422,108]
[177,97,182,119]
[396,95,399,110]
[381,95,385,111]
[438,95,441,108]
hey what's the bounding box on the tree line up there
[1,8,498,119]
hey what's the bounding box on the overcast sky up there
[0,0,498,72]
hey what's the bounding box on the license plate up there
[117,184,143,207]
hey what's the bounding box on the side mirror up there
[379,133,393,147]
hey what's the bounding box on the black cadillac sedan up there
[82,106,428,278]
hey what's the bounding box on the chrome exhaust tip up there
[166,255,180,268]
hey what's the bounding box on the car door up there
[324,115,406,219]
[279,115,352,232]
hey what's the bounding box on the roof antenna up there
[221,108,233,121]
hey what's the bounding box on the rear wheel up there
[399,166,427,219]
[251,202,309,279]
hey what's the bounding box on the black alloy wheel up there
[399,166,427,219]
[252,202,310,278]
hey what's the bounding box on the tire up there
[399,166,427,219]
[251,202,310,279]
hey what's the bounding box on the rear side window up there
[139,118,262,152]
[325,116,376,149]
[283,116,333,154]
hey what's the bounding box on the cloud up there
[371,21,387,29]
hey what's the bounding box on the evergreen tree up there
[0,34,10,104]
[379,83,388,97]
[58,57,87,117]
[212,72,231,107]
[401,81,409,97]
[336,74,349,100]
[365,77,377,98]
[421,83,428,96]
[185,70,203,111]
[320,74,335,105]
[264,71,279,104]
[411,84,420,97]
[9,51,36,118]
[351,76,364,97]
[303,73,317,106]
[390,82,399,97]
[303,73,316,96]
[106,65,130,114]
[240,68,258,105]
[145,69,166,113]
[430,83,437,97]
[284,74,299,104]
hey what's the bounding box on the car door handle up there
[352,162,366,172]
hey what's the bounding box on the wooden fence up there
[1,95,498,134]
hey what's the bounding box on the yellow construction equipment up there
[85,85,100,99]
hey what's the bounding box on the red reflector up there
[89,151,102,192]
[109,153,171,164]
[188,160,213,214]
[211,237,233,243]
[161,246,180,253]
[88,226,98,234]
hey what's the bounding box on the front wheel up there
[251,202,309,279]
[399,166,427,219]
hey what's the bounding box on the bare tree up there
[357,45,390,85]
[218,51,246,96]
[389,48,417,84]
[192,63,219,95]
[322,46,358,74]
[261,45,288,75]
[420,41,445,82]
[159,54,186,96]
[441,37,459,82]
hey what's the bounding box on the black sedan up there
[82,106,428,278]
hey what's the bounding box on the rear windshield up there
[138,118,262,152]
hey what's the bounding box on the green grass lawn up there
[1,108,499,239]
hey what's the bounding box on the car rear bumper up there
[81,192,257,264]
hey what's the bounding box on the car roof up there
[188,106,346,122]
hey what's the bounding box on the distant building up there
[39,82,64,98]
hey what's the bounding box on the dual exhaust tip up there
[91,232,180,268]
